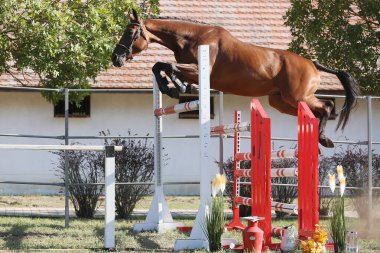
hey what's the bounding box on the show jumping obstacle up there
[134,45,213,251]
[225,100,319,249]
[134,45,318,251]
[0,144,121,250]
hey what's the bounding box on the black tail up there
[313,61,359,130]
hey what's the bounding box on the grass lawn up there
[0,195,201,210]
[0,196,379,252]
[0,216,379,252]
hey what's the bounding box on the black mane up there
[152,16,208,25]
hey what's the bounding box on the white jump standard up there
[174,45,213,251]
[132,76,185,233]
[133,46,213,251]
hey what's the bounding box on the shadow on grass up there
[94,224,169,251]
[0,219,62,250]
[2,224,28,249]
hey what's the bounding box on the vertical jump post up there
[133,45,212,250]
[133,78,184,232]
[104,146,116,250]
[174,45,212,251]
[298,102,319,236]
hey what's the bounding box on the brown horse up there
[112,10,359,148]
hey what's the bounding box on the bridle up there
[116,21,147,60]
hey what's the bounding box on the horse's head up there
[112,9,148,67]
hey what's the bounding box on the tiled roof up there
[0,0,342,91]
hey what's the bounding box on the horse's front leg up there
[152,62,199,98]
[171,63,199,94]
[152,62,178,98]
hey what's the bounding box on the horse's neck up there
[144,19,199,52]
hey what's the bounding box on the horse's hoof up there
[319,136,334,148]
[185,84,199,94]
[185,84,192,94]
[168,88,180,99]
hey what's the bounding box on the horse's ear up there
[130,9,140,23]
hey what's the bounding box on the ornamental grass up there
[328,165,347,253]
[201,173,227,252]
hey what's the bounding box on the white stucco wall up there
[0,91,378,195]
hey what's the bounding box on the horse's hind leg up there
[305,96,335,148]
[269,94,334,148]
[268,94,298,116]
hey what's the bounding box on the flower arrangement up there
[328,165,347,253]
[202,173,227,252]
[300,224,328,253]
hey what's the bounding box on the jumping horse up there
[112,10,359,148]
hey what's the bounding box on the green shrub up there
[319,156,334,215]
[101,131,154,219]
[323,145,380,218]
[54,130,154,219]
[54,147,104,218]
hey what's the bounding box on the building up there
[0,0,377,195]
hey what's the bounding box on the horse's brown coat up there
[112,11,359,148]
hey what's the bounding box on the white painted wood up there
[104,149,116,249]
[174,45,212,251]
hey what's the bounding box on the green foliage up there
[202,196,226,252]
[319,156,334,215]
[54,147,104,218]
[323,145,380,218]
[0,0,159,104]
[54,130,154,219]
[329,197,347,253]
[101,130,154,219]
[285,0,380,94]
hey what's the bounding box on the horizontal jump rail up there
[234,196,252,206]
[234,197,298,215]
[235,149,298,161]
[235,152,251,161]
[234,167,298,178]
[271,167,298,178]
[271,149,298,159]
[211,121,250,134]
[0,144,123,151]
[154,100,199,116]
[271,201,298,214]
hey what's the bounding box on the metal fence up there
[0,86,378,229]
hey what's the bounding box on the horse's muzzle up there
[112,53,124,67]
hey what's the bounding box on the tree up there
[0,0,159,103]
[284,0,380,95]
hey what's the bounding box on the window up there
[178,95,215,119]
[54,96,91,118]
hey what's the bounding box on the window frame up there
[53,95,91,118]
